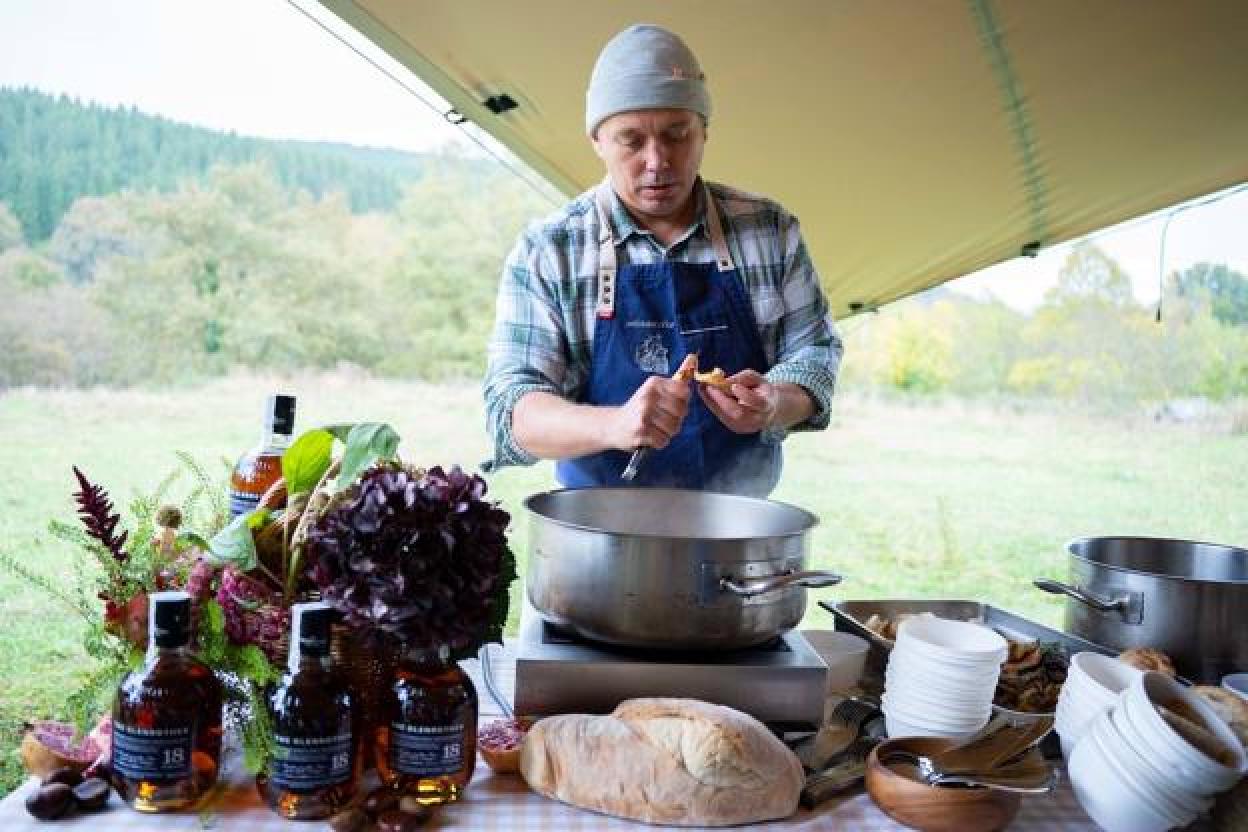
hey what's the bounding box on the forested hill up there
[0,86,466,241]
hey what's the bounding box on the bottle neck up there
[147,642,191,664]
[259,430,292,453]
[289,652,332,675]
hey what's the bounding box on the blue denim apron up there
[555,183,780,496]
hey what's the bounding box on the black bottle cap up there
[293,602,334,659]
[264,394,297,435]
[150,591,192,648]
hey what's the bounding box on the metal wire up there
[283,0,561,207]
[477,642,513,719]
[1154,182,1248,322]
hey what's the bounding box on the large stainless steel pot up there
[1035,536,1248,682]
[524,488,841,650]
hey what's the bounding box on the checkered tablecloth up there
[1,642,1099,830]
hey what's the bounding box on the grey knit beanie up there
[585,24,711,135]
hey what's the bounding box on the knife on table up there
[620,354,698,482]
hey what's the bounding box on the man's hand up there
[603,353,698,451]
[697,369,778,434]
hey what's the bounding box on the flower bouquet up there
[0,455,281,774]
[5,421,516,785]
[300,458,515,800]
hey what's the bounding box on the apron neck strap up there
[593,184,618,319]
[702,183,736,273]
[592,180,736,319]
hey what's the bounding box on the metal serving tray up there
[821,598,1116,667]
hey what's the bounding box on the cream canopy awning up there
[318,0,1248,317]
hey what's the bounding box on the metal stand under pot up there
[514,597,828,731]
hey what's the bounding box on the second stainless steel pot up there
[524,488,841,650]
[1035,536,1248,682]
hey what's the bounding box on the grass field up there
[2,374,1246,796]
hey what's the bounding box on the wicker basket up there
[333,622,397,769]
[254,463,400,769]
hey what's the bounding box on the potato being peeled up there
[694,368,731,388]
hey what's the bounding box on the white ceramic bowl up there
[1056,684,1114,733]
[1069,711,1193,832]
[1223,672,1248,702]
[881,693,995,723]
[1069,652,1142,699]
[1120,671,1246,794]
[885,656,1001,703]
[1105,707,1214,816]
[884,669,999,705]
[888,646,1002,681]
[883,708,984,741]
[880,694,992,729]
[801,630,870,692]
[895,615,1008,665]
[1093,710,1199,826]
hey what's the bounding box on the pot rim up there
[523,486,819,541]
[1066,535,1248,586]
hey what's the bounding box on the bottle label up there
[390,722,464,776]
[228,488,261,518]
[112,723,194,783]
[270,732,353,791]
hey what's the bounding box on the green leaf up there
[205,510,263,571]
[176,530,212,550]
[336,422,400,488]
[281,428,334,496]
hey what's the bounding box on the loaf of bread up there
[1193,686,1248,832]
[520,698,805,827]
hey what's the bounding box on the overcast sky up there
[2,0,1245,311]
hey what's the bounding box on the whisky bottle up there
[257,601,358,819]
[228,393,296,518]
[111,591,223,812]
[376,644,478,805]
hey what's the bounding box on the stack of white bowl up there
[881,614,1008,740]
[1069,671,1248,832]
[1055,651,1142,758]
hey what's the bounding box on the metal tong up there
[620,355,698,482]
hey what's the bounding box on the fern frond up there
[0,549,94,621]
[177,451,229,524]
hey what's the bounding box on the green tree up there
[1173,262,1248,327]
[1009,243,1156,402]
[1045,242,1134,308]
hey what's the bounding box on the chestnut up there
[363,786,399,815]
[329,807,368,832]
[42,766,83,789]
[377,807,431,831]
[25,782,75,821]
[398,796,434,822]
[72,777,111,811]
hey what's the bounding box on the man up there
[483,24,841,497]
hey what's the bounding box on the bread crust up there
[520,698,804,826]
[1192,686,1248,746]
[1117,647,1176,677]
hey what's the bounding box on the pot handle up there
[720,569,843,598]
[1033,579,1144,625]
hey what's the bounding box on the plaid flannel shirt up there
[482,179,842,470]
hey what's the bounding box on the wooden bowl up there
[866,736,1022,832]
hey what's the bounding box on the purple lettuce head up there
[304,464,515,652]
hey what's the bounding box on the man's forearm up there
[770,382,816,431]
[512,391,614,460]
